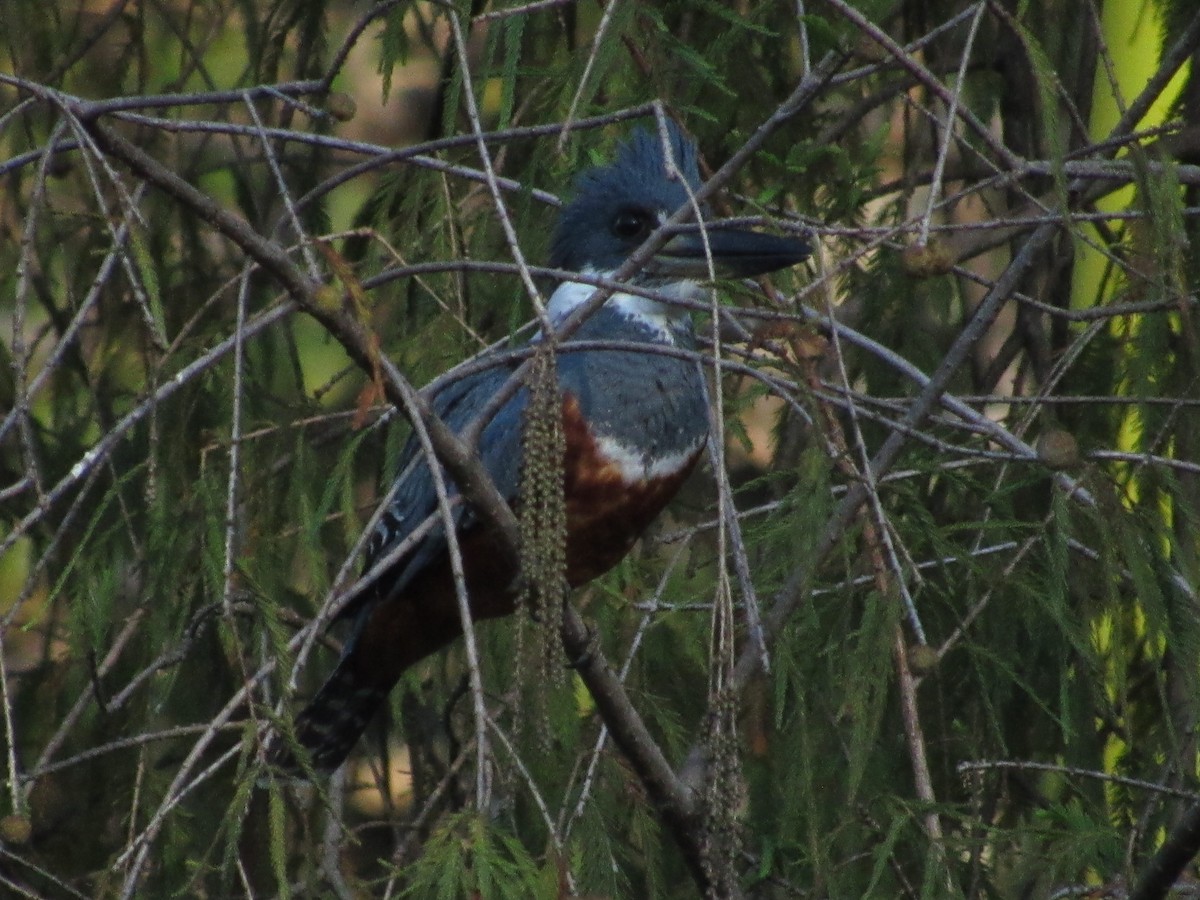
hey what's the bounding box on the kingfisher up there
[272,120,810,773]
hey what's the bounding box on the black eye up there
[611,209,651,239]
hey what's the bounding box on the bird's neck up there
[546,269,695,342]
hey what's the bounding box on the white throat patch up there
[546,269,695,341]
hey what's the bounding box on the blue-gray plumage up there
[274,121,810,772]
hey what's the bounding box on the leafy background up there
[2,0,1200,897]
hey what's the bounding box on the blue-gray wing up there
[339,363,527,623]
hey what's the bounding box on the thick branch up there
[1128,799,1200,900]
[80,113,709,882]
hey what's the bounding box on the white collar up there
[545,268,695,341]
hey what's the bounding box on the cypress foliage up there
[2,0,1200,896]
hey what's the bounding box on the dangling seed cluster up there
[516,343,569,697]
[701,688,744,898]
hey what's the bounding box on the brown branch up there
[78,109,711,884]
[1128,799,1200,900]
[680,0,1200,798]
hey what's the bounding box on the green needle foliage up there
[2,0,1200,897]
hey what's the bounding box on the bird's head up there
[548,121,810,289]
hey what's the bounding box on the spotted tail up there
[268,655,389,774]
